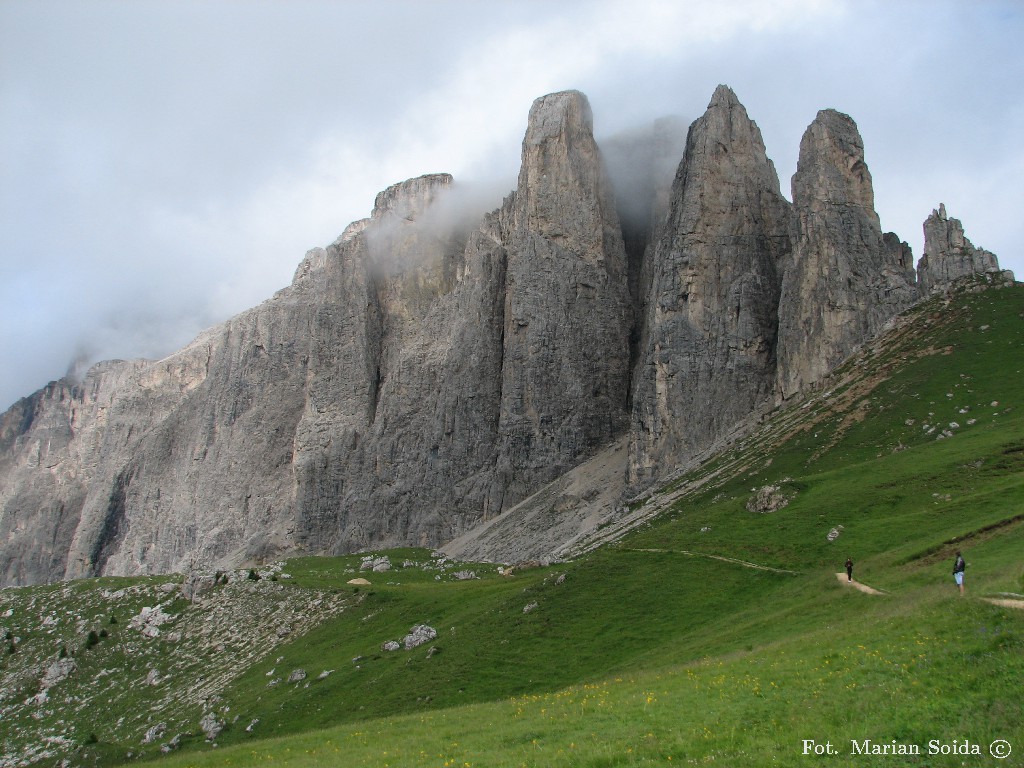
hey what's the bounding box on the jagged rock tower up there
[629,86,792,485]
[917,203,1001,293]
[776,109,917,399]
[497,90,632,502]
[0,86,1010,585]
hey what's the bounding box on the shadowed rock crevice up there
[88,466,136,574]
[602,115,690,409]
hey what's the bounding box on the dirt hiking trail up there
[981,597,1024,610]
[835,573,885,595]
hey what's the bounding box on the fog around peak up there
[2,0,1022,410]
[599,116,691,234]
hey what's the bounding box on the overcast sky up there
[2,0,1022,410]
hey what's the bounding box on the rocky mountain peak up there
[776,108,916,399]
[372,173,454,223]
[0,84,1011,586]
[628,86,791,486]
[709,82,736,100]
[523,89,593,146]
[917,202,1002,292]
[687,84,781,194]
[515,90,619,254]
[793,109,876,216]
[707,83,743,112]
[365,171,464,310]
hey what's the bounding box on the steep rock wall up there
[0,90,636,583]
[628,86,793,486]
[0,361,146,584]
[776,109,917,399]
[496,90,633,503]
[917,203,1002,293]
[294,173,509,552]
[0,86,1012,585]
[63,287,317,579]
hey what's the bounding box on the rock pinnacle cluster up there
[0,86,1011,585]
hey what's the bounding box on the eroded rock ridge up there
[0,86,1010,584]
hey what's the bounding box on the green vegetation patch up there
[3,282,1022,767]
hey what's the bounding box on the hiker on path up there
[953,551,966,595]
[845,557,854,583]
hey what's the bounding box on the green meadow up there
[2,281,1022,767]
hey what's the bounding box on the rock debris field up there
[0,564,351,767]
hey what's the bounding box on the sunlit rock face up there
[776,108,917,400]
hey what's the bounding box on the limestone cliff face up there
[296,91,632,552]
[294,172,509,552]
[497,90,633,503]
[776,109,917,399]
[0,361,146,584]
[0,87,1011,585]
[917,203,1003,292]
[628,86,792,486]
[0,90,634,584]
[64,291,316,580]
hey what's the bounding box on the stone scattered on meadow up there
[41,657,76,688]
[746,484,794,514]
[200,711,223,741]
[403,625,438,650]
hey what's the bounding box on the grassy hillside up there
[2,280,1022,767]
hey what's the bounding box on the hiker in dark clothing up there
[953,551,966,595]
[845,557,854,582]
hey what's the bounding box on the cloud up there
[1,0,1022,410]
